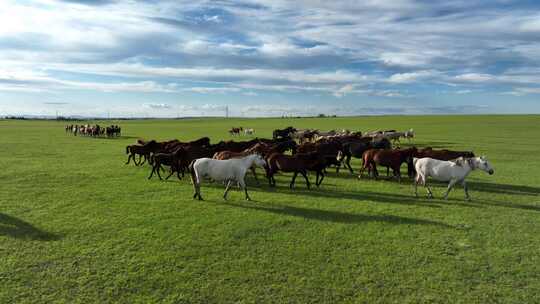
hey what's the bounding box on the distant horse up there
[414,156,494,200]
[229,127,243,136]
[244,128,254,135]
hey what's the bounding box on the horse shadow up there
[0,213,61,241]
[196,177,441,209]
[465,180,540,196]
[210,200,453,228]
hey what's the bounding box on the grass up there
[1,115,539,303]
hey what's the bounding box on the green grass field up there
[1,115,539,303]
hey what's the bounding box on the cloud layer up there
[1,0,540,116]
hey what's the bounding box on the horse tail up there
[125,145,130,154]
[412,157,419,167]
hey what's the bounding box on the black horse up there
[338,137,392,174]
[272,126,297,140]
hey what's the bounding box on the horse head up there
[474,156,494,175]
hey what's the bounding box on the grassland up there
[1,115,539,303]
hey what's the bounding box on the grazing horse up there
[359,147,417,182]
[266,152,323,189]
[244,128,254,135]
[272,126,296,140]
[414,156,494,200]
[190,154,267,201]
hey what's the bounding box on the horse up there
[297,140,343,173]
[148,148,186,180]
[265,152,324,189]
[337,137,392,174]
[125,140,162,166]
[272,126,296,140]
[189,154,267,201]
[244,128,254,136]
[416,148,475,161]
[359,147,417,182]
[413,156,494,200]
[213,148,264,184]
[229,127,243,136]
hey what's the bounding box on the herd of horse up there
[125,126,494,201]
[65,124,121,137]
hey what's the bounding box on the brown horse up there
[125,140,162,166]
[415,148,475,161]
[229,127,243,136]
[148,148,186,180]
[266,152,324,189]
[359,147,417,182]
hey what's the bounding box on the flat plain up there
[1,115,539,303]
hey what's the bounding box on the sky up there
[1,0,540,117]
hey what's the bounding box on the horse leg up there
[139,155,147,166]
[346,156,354,174]
[148,165,156,179]
[126,154,132,165]
[317,170,325,186]
[301,170,311,189]
[371,162,379,179]
[239,180,251,201]
[290,172,298,189]
[165,168,174,180]
[423,177,433,199]
[443,179,458,200]
[223,180,233,200]
[251,166,259,185]
[462,180,471,201]
[414,175,419,197]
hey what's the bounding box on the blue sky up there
[1,0,540,117]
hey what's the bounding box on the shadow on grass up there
[213,200,452,227]
[0,213,61,241]
[466,180,540,196]
[196,178,440,209]
[87,135,139,140]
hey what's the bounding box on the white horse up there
[190,154,266,201]
[404,128,414,141]
[244,128,254,135]
[414,156,494,200]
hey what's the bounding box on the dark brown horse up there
[415,148,475,161]
[125,140,162,166]
[266,152,324,189]
[338,137,392,173]
[272,126,296,140]
[229,127,243,136]
[359,147,417,181]
[148,148,186,180]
